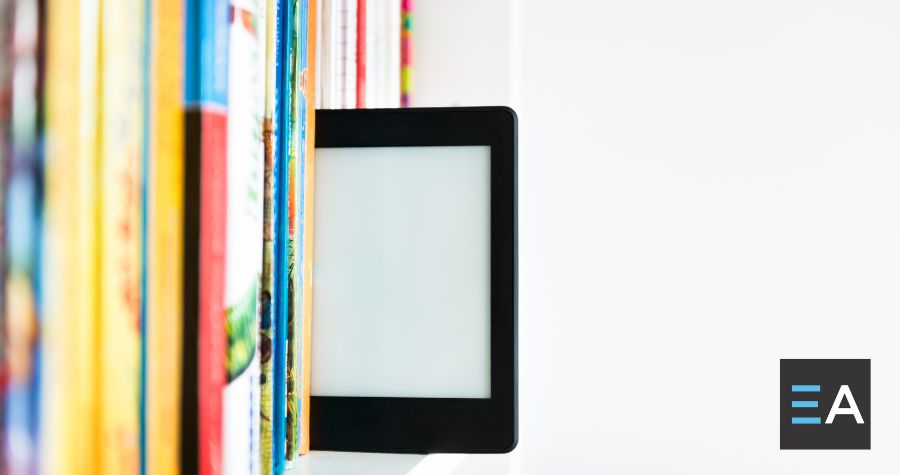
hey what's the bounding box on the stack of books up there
[0,0,412,474]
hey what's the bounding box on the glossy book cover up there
[223,0,265,474]
[272,0,290,470]
[258,0,278,472]
[182,0,230,473]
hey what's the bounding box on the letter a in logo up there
[826,385,864,424]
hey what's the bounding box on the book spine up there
[182,0,230,474]
[273,0,291,470]
[259,0,278,473]
[223,1,265,474]
[355,0,364,108]
[140,0,151,471]
[146,0,184,473]
[0,0,10,466]
[338,0,356,108]
[3,0,44,472]
[384,0,399,107]
[400,0,411,107]
[284,0,300,463]
[363,0,375,107]
[197,106,228,475]
[43,0,97,473]
[98,0,145,471]
[313,0,322,109]
[298,0,315,455]
[73,0,103,472]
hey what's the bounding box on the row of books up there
[317,0,412,108]
[0,0,412,474]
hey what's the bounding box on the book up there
[42,0,103,473]
[362,0,400,108]
[98,0,145,471]
[284,0,301,463]
[355,0,364,108]
[315,0,355,109]
[313,0,322,108]
[272,0,290,470]
[297,0,316,454]
[145,0,184,473]
[337,0,356,108]
[182,0,230,474]
[223,1,266,474]
[3,1,43,472]
[0,3,12,470]
[400,0,411,107]
[258,0,279,472]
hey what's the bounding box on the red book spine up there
[356,0,366,108]
[198,110,228,475]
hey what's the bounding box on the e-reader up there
[311,107,517,453]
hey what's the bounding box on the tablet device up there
[310,107,517,453]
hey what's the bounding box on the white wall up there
[515,0,900,473]
[413,0,516,107]
[416,0,900,473]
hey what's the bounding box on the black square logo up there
[780,359,870,450]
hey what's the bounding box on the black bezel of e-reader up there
[311,107,518,454]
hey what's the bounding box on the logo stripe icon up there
[791,400,818,408]
[791,385,821,392]
[791,417,822,425]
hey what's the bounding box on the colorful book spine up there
[146,0,184,473]
[273,0,290,469]
[0,2,12,470]
[3,1,43,472]
[98,0,145,471]
[223,1,265,474]
[355,0,364,108]
[298,0,315,455]
[43,0,103,473]
[182,0,230,474]
[400,0,411,107]
[259,0,278,472]
[284,0,301,463]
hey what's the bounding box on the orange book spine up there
[298,0,315,455]
[146,0,184,473]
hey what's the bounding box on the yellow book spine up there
[99,0,145,472]
[299,0,315,455]
[146,0,184,474]
[44,0,102,474]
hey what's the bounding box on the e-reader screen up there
[312,145,491,399]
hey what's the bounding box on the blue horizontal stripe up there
[791,385,820,392]
[792,400,818,408]
[792,417,821,425]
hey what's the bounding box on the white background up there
[415,0,900,473]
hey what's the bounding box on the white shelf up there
[285,451,480,475]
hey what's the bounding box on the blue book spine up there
[140,0,152,473]
[273,0,290,471]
